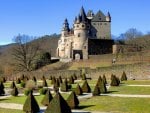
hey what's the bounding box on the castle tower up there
[73,7,89,59]
[57,19,70,58]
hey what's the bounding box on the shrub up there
[121,71,127,81]
[24,89,33,96]
[74,84,82,95]
[102,74,107,84]
[20,82,26,88]
[20,74,25,80]
[45,92,71,113]
[69,76,74,84]
[16,78,21,84]
[23,91,40,113]
[51,77,56,85]
[32,76,37,83]
[0,82,5,95]
[39,88,48,95]
[10,81,16,89]
[81,73,86,80]
[43,79,48,87]
[73,73,77,80]
[81,80,91,93]
[25,80,36,90]
[49,76,52,80]
[41,89,53,106]
[58,76,63,84]
[0,77,6,83]
[11,86,19,96]
[92,85,100,96]
[66,91,79,109]
[60,80,68,92]
[110,75,120,86]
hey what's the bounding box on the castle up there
[56,7,114,60]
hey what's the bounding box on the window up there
[105,23,107,25]
[77,25,79,27]
[78,33,80,37]
[82,25,85,27]
[84,46,86,49]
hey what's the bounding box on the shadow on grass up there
[106,90,118,94]
[77,105,95,110]
[0,98,9,101]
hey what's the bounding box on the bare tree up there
[12,34,40,71]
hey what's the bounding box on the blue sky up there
[0,0,150,45]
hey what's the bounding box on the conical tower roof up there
[62,18,70,31]
[80,6,87,22]
[45,92,72,113]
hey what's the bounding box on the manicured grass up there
[109,85,150,95]
[0,108,23,113]
[0,93,69,106]
[80,96,150,113]
[123,80,150,85]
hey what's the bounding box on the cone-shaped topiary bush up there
[110,75,120,86]
[121,71,127,81]
[11,86,19,96]
[69,76,74,84]
[0,82,5,95]
[51,77,56,85]
[32,76,37,83]
[81,73,86,80]
[10,81,16,89]
[20,74,25,80]
[58,76,63,84]
[49,76,52,80]
[81,80,91,93]
[92,84,100,96]
[41,89,53,106]
[60,80,68,92]
[23,91,40,113]
[75,84,82,95]
[73,73,77,80]
[43,79,48,87]
[96,76,107,93]
[66,91,79,109]
[16,78,21,84]
[102,74,107,85]
[45,92,71,113]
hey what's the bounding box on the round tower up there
[73,7,89,50]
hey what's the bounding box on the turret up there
[73,7,90,50]
[106,12,111,22]
[61,18,70,37]
[87,10,94,20]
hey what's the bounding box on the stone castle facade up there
[56,7,113,60]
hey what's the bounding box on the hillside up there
[0,34,149,76]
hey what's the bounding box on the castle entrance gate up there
[73,50,83,60]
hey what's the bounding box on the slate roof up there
[92,10,106,22]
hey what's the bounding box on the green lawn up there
[80,96,150,113]
[109,85,150,95]
[0,108,23,113]
[122,80,150,85]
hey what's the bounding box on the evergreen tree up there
[51,77,56,85]
[96,76,107,93]
[81,80,91,93]
[41,89,53,106]
[81,73,86,80]
[45,92,71,113]
[121,71,127,81]
[23,91,40,113]
[75,84,82,95]
[67,91,79,109]
[11,86,19,96]
[92,85,100,96]
[58,76,63,84]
